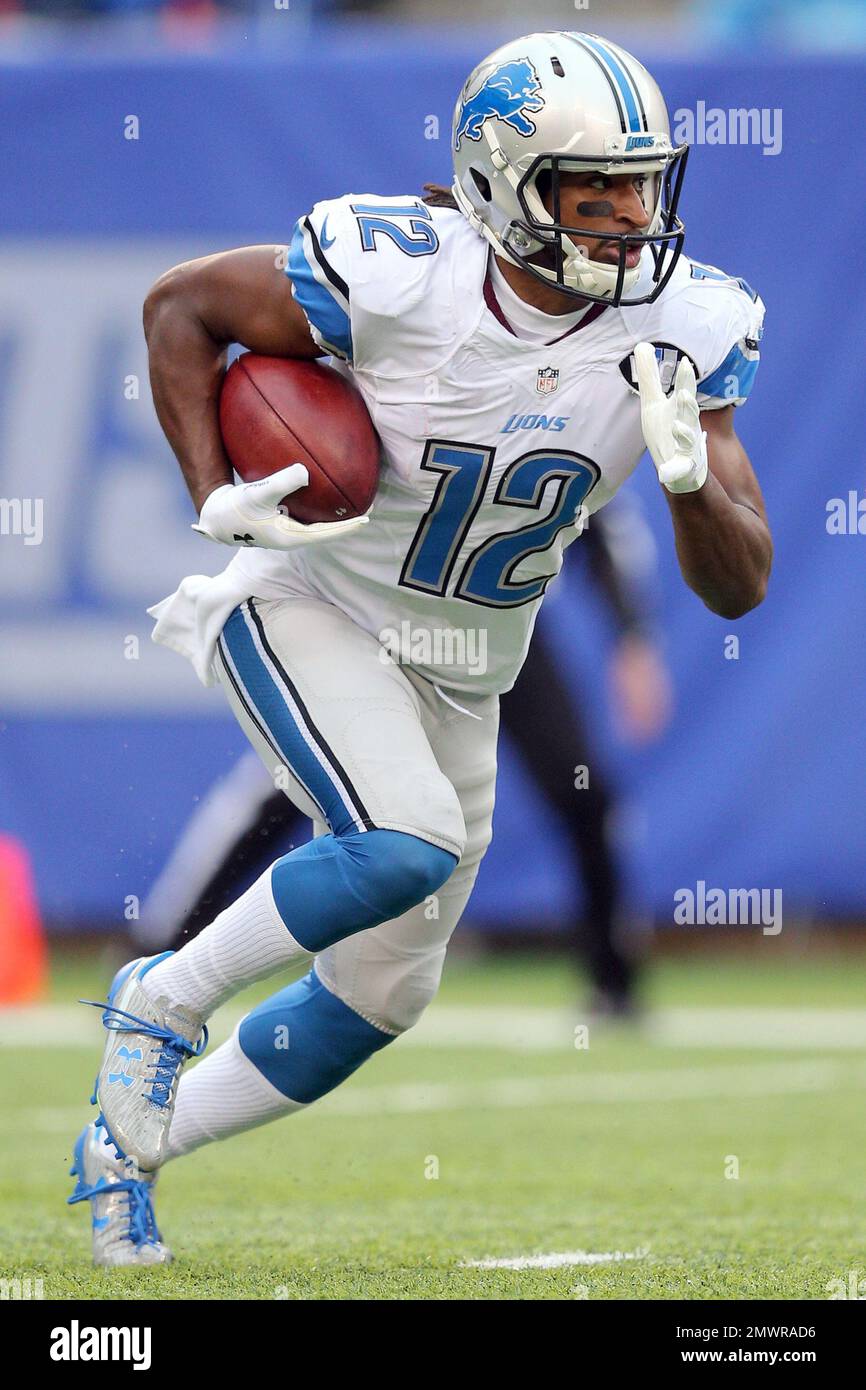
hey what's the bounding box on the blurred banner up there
[1,37,864,928]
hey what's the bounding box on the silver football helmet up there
[451,30,688,305]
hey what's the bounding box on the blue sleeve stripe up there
[303,214,350,301]
[286,222,353,361]
[699,342,759,400]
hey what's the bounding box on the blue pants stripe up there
[220,602,374,837]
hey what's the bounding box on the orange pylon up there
[0,836,47,1003]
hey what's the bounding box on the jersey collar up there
[482,265,608,344]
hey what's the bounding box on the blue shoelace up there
[69,1173,162,1248]
[81,999,208,1107]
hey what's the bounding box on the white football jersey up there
[225,193,764,695]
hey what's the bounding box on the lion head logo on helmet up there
[454,59,545,151]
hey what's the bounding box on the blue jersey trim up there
[699,342,759,401]
[287,222,353,361]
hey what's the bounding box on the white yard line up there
[19,1058,866,1133]
[408,1005,866,1052]
[462,1248,649,1270]
[646,1007,866,1051]
[3,1003,866,1052]
[320,1058,866,1117]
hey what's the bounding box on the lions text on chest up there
[502,413,570,434]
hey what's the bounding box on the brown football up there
[219,353,380,523]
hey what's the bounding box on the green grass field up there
[1,944,865,1300]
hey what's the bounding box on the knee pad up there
[270,828,457,953]
[336,828,457,918]
[238,968,394,1103]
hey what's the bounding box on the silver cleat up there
[68,1120,171,1267]
[86,953,207,1171]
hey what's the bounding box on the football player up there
[68,31,771,1264]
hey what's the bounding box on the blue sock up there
[269,827,456,954]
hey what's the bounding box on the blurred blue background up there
[0,1,862,931]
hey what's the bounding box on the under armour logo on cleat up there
[108,1045,143,1087]
[233,533,255,544]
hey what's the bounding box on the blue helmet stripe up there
[578,35,645,133]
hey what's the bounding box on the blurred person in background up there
[135,500,671,1018]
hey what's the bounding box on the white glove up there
[633,342,709,495]
[192,464,370,550]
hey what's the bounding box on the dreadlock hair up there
[423,173,553,212]
[421,182,460,209]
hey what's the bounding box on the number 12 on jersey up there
[399,440,600,608]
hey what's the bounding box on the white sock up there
[141,867,307,1018]
[166,1028,305,1160]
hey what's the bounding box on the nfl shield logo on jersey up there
[536,366,559,396]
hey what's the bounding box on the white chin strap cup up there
[499,224,641,303]
[551,237,642,301]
